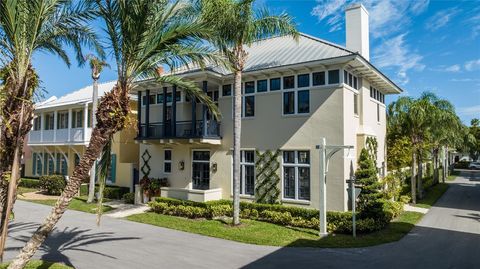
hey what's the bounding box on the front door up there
[192,151,210,190]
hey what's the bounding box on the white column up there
[40,112,45,142]
[83,103,89,141]
[53,110,58,142]
[68,108,72,142]
[319,137,327,237]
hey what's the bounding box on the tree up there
[467,118,480,161]
[8,1,221,267]
[388,94,436,203]
[201,0,298,225]
[0,0,102,259]
[355,148,382,218]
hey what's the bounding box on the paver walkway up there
[5,171,480,269]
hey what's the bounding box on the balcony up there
[138,120,221,143]
[28,128,92,145]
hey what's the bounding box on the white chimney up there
[345,3,369,60]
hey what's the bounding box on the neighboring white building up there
[25,81,139,190]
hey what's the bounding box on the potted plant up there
[139,176,169,202]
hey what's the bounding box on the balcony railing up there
[28,128,92,144]
[138,120,220,139]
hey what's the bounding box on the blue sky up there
[32,0,480,124]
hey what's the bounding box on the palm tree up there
[201,0,298,225]
[8,1,221,267]
[0,0,101,259]
[388,94,436,204]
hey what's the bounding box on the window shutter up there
[110,154,116,183]
[32,153,37,175]
[56,153,61,174]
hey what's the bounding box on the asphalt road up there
[4,171,480,269]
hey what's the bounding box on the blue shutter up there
[110,154,116,183]
[56,153,61,174]
[32,153,37,175]
[43,153,48,175]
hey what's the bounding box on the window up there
[343,70,348,83]
[313,72,325,86]
[240,150,255,195]
[32,152,42,176]
[297,74,309,88]
[297,90,310,114]
[74,153,80,167]
[377,103,380,122]
[257,80,267,92]
[57,111,68,129]
[354,77,358,89]
[328,69,340,84]
[370,86,385,104]
[149,94,156,105]
[283,76,294,89]
[164,149,172,173]
[222,84,232,96]
[270,78,281,91]
[207,91,219,102]
[44,113,54,130]
[354,94,359,115]
[87,109,92,127]
[283,92,295,115]
[245,81,255,94]
[283,150,310,200]
[157,93,164,104]
[71,110,83,128]
[244,95,255,117]
[33,116,41,131]
[370,86,373,98]
[283,90,309,115]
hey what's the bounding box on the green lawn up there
[127,211,423,248]
[17,186,39,195]
[416,183,449,209]
[0,260,72,269]
[25,196,113,214]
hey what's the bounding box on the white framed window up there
[164,149,172,173]
[283,90,310,115]
[282,150,310,201]
[44,113,54,130]
[240,150,255,196]
[33,116,41,131]
[57,111,68,129]
[71,109,83,128]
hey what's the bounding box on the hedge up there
[80,184,130,200]
[39,175,66,195]
[19,178,41,189]
[123,193,135,204]
[149,197,404,234]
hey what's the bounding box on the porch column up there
[162,86,167,137]
[191,90,196,135]
[83,102,88,141]
[137,91,142,137]
[67,108,72,142]
[145,89,150,137]
[53,110,58,142]
[172,85,177,137]
[40,112,45,142]
[202,81,208,136]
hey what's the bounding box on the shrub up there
[39,175,66,195]
[260,210,293,226]
[400,195,411,204]
[123,193,135,204]
[19,178,41,189]
[80,184,130,200]
[210,204,232,218]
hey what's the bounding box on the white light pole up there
[317,137,354,237]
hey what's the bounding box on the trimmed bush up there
[123,193,135,204]
[19,178,41,189]
[80,184,130,200]
[39,175,66,195]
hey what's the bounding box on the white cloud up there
[458,105,480,116]
[450,78,480,82]
[372,34,425,84]
[410,0,430,15]
[445,64,461,72]
[425,8,460,31]
[465,59,480,71]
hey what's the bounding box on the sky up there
[32,0,480,124]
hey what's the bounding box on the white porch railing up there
[28,128,92,144]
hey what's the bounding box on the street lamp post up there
[316,137,354,237]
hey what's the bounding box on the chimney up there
[345,3,369,60]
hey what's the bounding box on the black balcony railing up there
[138,120,220,139]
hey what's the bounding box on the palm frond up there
[95,138,112,226]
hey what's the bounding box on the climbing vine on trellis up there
[141,149,152,177]
[255,149,281,204]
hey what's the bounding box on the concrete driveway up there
[5,171,480,269]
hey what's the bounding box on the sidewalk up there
[103,200,149,218]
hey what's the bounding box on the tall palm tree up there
[388,94,436,204]
[201,0,298,225]
[8,1,221,267]
[0,0,101,259]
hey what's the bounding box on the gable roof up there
[36,81,117,110]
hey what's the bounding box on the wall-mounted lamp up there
[212,162,217,173]
[179,160,185,171]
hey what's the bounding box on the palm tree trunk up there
[87,78,99,203]
[417,149,423,199]
[7,88,129,269]
[232,68,242,226]
[433,150,439,184]
[411,150,417,204]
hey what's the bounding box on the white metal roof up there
[36,81,117,110]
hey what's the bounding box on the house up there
[24,81,139,191]
[136,4,401,211]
